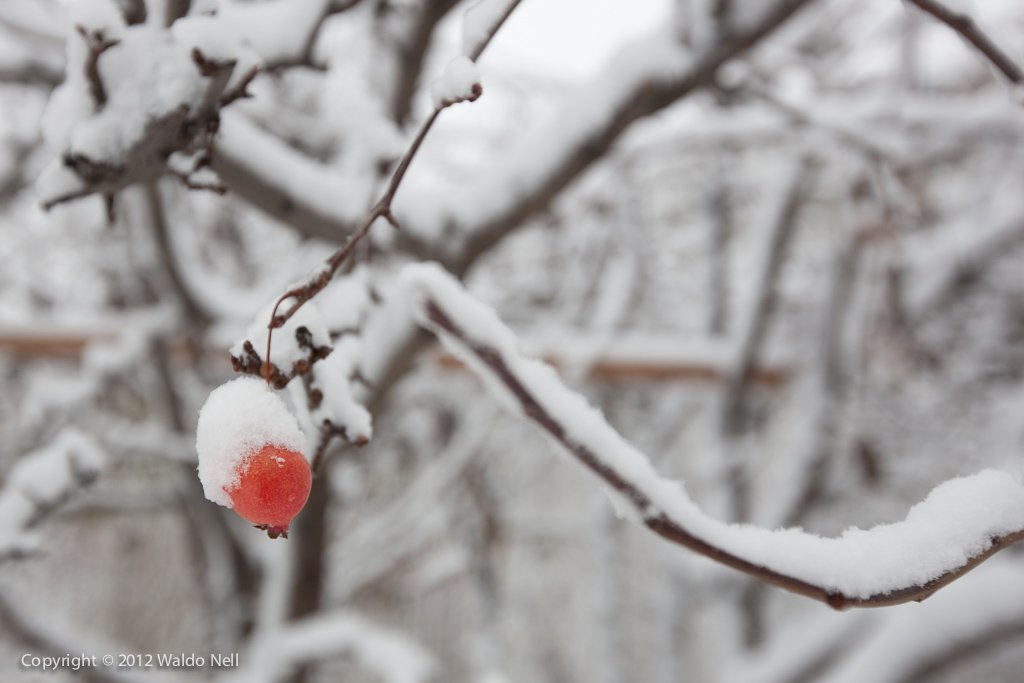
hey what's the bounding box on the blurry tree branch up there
[142,182,214,327]
[454,0,818,272]
[894,619,1024,683]
[0,590,145,683]
[904,0,1023,84]
[0,328,790,385]
[268,0,520,327]
[389,0,460,124]
[719,158,810,439]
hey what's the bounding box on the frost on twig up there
[37,8,262,211]
[398,262,1024,609]
[0,428,107,560]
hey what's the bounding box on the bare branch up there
[904,0,1023,84]
[720,159,811,437]
[142,182,214,327]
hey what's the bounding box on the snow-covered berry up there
[196,376,311,537]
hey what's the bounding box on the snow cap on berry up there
[196,376,307,507]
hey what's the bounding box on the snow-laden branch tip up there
[430,56,482,109]
[0,428,106,560]
[398,262,1024,609]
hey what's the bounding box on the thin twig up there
[264,0,523,342]
[904,0,1023,84]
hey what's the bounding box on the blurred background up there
[1,0,1024,681]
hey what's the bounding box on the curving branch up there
[400,263,1024,610]
[904,0,1023,84]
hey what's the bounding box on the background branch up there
[904,0,1023,84]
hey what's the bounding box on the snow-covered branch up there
[400,262,1024,609]
[227,611,434,683]
[0,428,106,560]
[445,0,817,270]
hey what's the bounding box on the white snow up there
[231,297,331,377]
[35,161,87,203]
[430,56,482,109]
[65,0,126,39]
[401,262,1024,599]
[196,376,307,507]
[230,610,435,683]
[218,0,329,67]
[316,265,374,333]
[171,14,263,91]
[0,428,106,558]
[39,36,94,154]
[216,112,370,225]
[311,337,373,444]
[396,26,691,244]
[461,0,517,57]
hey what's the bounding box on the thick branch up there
[454,0,818,272]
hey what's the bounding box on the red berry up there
[225,445,312,538]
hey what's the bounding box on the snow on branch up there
[234,611,434,683]
[399,262,1024,610]
[37,7,261,212]
[429,56,482,109]
[0,428,107,560]
[433,0,818,268]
